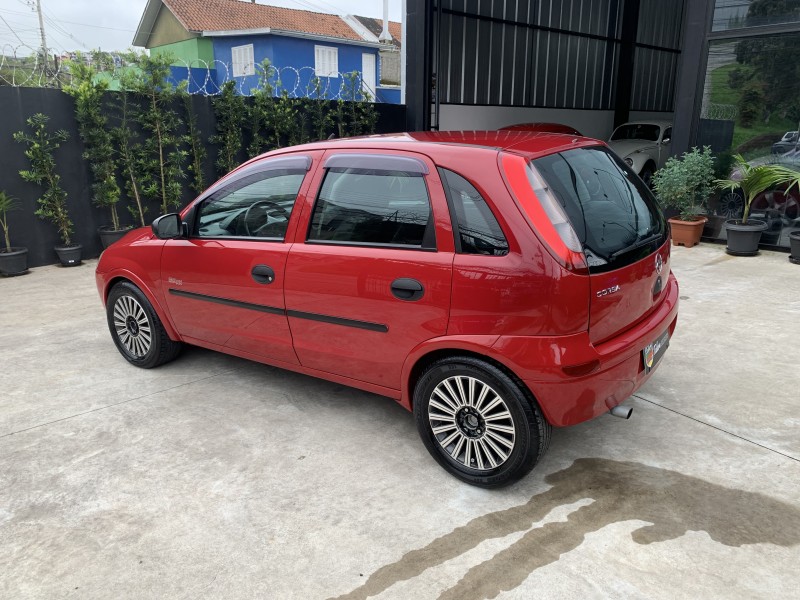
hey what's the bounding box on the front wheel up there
[106,281,182,368]
[413,357,552,488]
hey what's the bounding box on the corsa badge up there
[596,285,621,298]
[655,254,663,275]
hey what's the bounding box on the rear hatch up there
[521,146,670,344]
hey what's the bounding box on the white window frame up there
[314,45,339,78]
[231,44,255,78]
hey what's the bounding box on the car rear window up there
[308,168,435,249]
[530,146,666,273]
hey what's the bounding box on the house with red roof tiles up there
[132,0,401,102]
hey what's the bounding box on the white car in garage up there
[608,121,672,187]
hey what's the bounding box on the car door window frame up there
[189,155,313,242]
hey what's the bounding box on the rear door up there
[284,151,454,390]
[529,146,670,344]
[160,154,319,363]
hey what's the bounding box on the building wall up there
[147,4,197,48]
[211,34,382,100]
[151,38,215,65]
[379,47,401,86]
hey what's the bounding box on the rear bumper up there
[492,273,679,427]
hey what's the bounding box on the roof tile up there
[163,0,364,41]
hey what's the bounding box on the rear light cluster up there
[500,153,588,274]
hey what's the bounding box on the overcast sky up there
[0,0,402,54]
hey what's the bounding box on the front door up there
[285,151,454,390]
[161,154,318,364]
[361,52,377,99]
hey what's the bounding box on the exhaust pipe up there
[610,405,633,419]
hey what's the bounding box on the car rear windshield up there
[530,146,666,273]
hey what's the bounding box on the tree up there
[211,80,248,175]
[63,58,122,230]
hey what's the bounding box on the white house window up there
[315,45,338,77]
[232,44,255,78]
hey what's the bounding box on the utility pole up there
[36,0,49,74]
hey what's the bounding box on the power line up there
[0,14,27,45]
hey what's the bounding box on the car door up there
[160,153,319,364]
[284,151,455,391]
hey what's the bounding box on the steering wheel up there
[243,200,290,236]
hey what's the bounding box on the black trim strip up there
[169,289,284,315]
[286,310,388,333]
[167,288,388,333]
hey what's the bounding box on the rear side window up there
[531,147,666,272]
[308,168,435,248]
[440,169,508,256]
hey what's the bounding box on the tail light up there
[500,153,588,274]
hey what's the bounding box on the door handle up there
[251,264,275,284]
[391,278,424,301]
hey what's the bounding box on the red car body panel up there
[96,131,678,429]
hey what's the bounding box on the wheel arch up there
[401,341,547,422]
[103,272,180,342]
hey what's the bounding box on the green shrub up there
[652,147,715,221]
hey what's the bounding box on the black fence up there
[0,86,406,268]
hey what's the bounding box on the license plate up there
[643,330,670,374]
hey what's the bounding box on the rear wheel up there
[107,282,182,368]
[413,357,551,488]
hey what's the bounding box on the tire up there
[640,164,655,189]
[106,281,182,369]
[413,357,552,488]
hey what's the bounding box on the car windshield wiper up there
[609,232,661,260]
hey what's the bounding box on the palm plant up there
[716,155,800,224]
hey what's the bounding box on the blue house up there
[132,0,400,103]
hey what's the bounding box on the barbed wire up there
[701,102,738,121]
[0,43,382,101]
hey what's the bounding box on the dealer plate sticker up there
[643,330,670,374]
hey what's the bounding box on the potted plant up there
[14,113,81,266]
[0,191,28,276]
[64,58,128,248]
[790,230,800,264]
[652,146,714,248]
[716,155,800,256]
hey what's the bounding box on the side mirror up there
[152,213,185,239]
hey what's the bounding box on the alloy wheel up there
[428,376,516,471]
[113,295,152,358]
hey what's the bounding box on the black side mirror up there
[152,213,185,239]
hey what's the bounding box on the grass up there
[708,63,795,153]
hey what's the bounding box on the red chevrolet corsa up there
[96,131,678,487]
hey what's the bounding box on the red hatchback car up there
[96,131,678,487]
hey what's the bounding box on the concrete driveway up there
[1,245,799,599]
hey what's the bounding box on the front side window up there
[308,168,434,248]
[440,168,508,255]
[196,169,305,239]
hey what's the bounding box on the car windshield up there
[610,124,661,142]
[530,146,667,273]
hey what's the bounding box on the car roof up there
[255,131,604,163]
[613,120,672,129]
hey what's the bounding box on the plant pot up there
[668,217,707,248]
[55,244,82,267]
[0,247,28,276]
[790,231,800,264]
[702,214,726,239]
[724,220,767,256]
[98,226,131,249]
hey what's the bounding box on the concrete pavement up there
[1,244,799,599]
